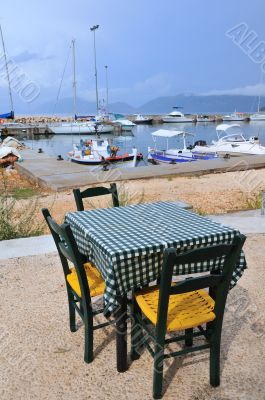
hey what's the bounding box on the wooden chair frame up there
[73,183,119,211]
[131,235,246,399]
[42,208,114,363]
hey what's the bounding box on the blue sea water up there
[24,121,265,165]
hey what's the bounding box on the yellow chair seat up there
[67,262,105,298]
[135,286,216,331]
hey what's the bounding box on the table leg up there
[115,295,128,372]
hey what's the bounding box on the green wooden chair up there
[130,235,245,399]
[42,208,113,364]
[73,183,119,211]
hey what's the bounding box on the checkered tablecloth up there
[65,201,247,313]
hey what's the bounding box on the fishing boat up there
[192,124,265,157]
[133,114,153,125]
[162,107,194,123]
[147,129,215,164]
[68,138,142,166]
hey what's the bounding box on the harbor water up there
[23,121,265,166]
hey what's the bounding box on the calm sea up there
[23,121,265,166]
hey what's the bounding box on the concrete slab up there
[0,235,56,259]
[16,148,265,191]
[209,209,265,234]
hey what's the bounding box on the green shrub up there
[0,169,44,240]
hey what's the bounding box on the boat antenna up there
[90,25,99,114]
[72,39,77,119]
[0,24,14,115]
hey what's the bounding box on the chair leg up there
[210,332,221,387]
[83,304,94,364]
[185,328,193,347]
[131,298,142,361]
[153,347,165,399]
[67,290,76,332]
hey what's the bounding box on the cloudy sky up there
[0,0,265,113]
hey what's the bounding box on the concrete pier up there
[15,148,265,191]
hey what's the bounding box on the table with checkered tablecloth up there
[65,201,247,314]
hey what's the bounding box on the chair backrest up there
[42,208,92,303]
[73,183,119,211]
[156,235,246,335]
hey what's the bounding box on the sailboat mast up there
[0,24,14,114]
[90,25,99,114]
[105,65,109,113]
[72,39,77,119]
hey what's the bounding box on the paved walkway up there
[1,209,264,260]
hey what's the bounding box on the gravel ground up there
[0,234,264,400]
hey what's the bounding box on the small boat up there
[222,111,245,122]
[162,107,194,123]
[68,138,142,166]
[133,114,153,124]
[193,124,265,157]
[148,129,214,164]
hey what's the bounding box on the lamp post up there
[105,65,109,113]
[90,24,99,114]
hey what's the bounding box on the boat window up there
[224,135,245,142]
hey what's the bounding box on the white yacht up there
[192,124,265,157]
[163,108,194,123]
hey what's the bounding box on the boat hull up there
[162,117,194,123]
[49,124,114,135]
[70,153,139,165]
[134,119,153,125]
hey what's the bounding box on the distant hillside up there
[138,94,265,114]
[17,93,265,115]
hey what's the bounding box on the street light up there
[90,24,99,114]
[105,65,109,112]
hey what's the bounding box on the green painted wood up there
[73,183,119,211]
[42,207,112,364]
[131,235,246,399]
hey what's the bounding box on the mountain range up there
[11,93,265,115]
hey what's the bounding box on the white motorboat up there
[148,129,215,164]
[68,137,142,166]
[192,124,265,157]
[48,121,114,135]
[162,108,194,123]
[222,111,245,122]
[133,114,153,124]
